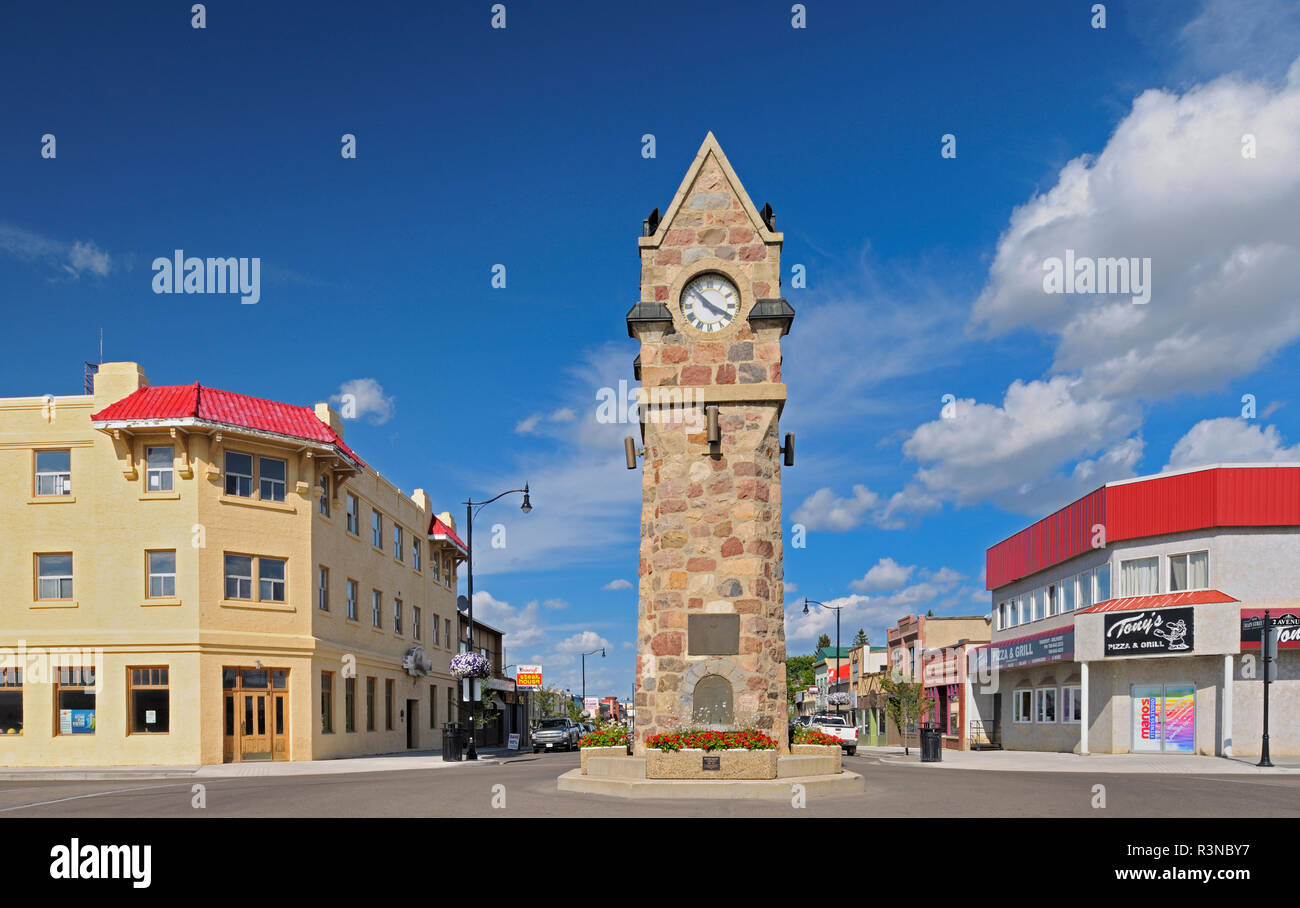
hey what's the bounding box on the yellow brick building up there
[0,361,468,766]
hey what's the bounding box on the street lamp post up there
[462,484,532,760]
[804,598,845,717]
[581,647,606,709]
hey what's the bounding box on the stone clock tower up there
[626,133,795,754]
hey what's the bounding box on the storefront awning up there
[1080,590,1236,614]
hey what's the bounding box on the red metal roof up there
[987,465,1300,589]
[429,515,468,554]
[90,383,365,467]
[1079,590,1238,613]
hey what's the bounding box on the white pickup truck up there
[793,714,858,755]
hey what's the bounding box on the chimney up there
[314,402,344,439]
[411,489,432,512]
[92,362,148,409]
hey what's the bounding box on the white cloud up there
[66,241,111,278]
[515,407,580,435]
[603,579,633,590]
[849,557,915,593]
[556,631,611,654]
[0,223,112,278]
[1164,418,1300,470]
[786,567,969,648]
[1179,0,1300,81]
[330,378,394,425]
[791,485,879,531]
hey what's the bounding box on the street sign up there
[515,665,542,690]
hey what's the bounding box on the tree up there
[785,654,816,713]
[880,670,934,757]
[816,633,832,651]
[852,628,869,647]
[926,609,934,617]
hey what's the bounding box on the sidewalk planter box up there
[645,748,778,780]
[791,744,842,774]
[580,746,631,775]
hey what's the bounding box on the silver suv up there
[532,717,580,753]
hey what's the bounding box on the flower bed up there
[578,726,630,749]
[792,727,844,747]
[644,729,778,752]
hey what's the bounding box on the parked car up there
[808,713,858,756]
[532,717,581,753]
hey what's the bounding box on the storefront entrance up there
[223,667,290,762]
[1132,682,1195,754]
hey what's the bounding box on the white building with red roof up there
[977,464,1300,757]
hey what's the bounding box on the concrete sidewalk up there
[862,745,1300,774]
[0,746,527,782]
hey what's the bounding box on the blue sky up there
[3,0,1300,700]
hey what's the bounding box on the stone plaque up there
[688,614,740,655]
[702,755,720,771]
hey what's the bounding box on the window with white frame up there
[1120,556,1158,597]
[1169,551,1209,592]
[258,557,286,602]
[145,446,174,492]
[1031,588,1044,622]
[1017,595,1028,625]
[318,566,329,611]
[1014,689,1033,723]
[224,452,254,497]
[318,474,330,516]
[259,457,287,502]
[372,511,383,548]
[1096,562,1111,601]
[412,539,421,571]
[224,554,253,599]
[346,578,358,620]
[372,590,382,627]
[1035,686,1056,723]
[413,606,421,640]
[37,553,73,600]
[148,550,176,598]
[393,598,403,634]
[432,613,440,646]
[35,449,72,496]
[1062,685,1082,723]
[346,493,358,534]
[1063,577,1076,612]
[393,525,404,561]
[1077,569,1094,608]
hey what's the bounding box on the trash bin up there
[919,723,942,763]
[441,722,464,762]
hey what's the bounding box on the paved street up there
[2,750,1298,818]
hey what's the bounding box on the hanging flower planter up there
[827,692,850,706]
[449,651,491,680]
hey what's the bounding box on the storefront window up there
[1095,561,1111,600]
[0,668,22,734]
[1014,689,1033,723]
[1035,687,1056,723]
[55,666,96,735]
[129,667,170,733]
[1062,685,1082,723]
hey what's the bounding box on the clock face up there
[681,273,739,333]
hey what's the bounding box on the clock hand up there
[701,298,727,317]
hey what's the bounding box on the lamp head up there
[803,598,810,615]
[520,483,532,514]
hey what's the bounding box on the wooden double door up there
[223,667,290,762]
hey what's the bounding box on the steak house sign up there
[1104,608,1195,656]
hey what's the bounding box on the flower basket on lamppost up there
[450,651,492,680]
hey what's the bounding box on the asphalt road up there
[2,751,1299,817]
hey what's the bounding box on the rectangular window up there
[34,449,72,496]
[1062,685,1083,724]
[429,685,437,729]
[145,446,174,492]
[321,672,334,734]
[366,677,376,731]
[1014,689,1033,724]
[318,474,330,516]
[1063,577,1076,612]
[37,553,73,600]
[318,566,329,611]
[346,579,358,620]
[443,555,452,586]
[258,457,287,502]
[1078,570,1094,609]
[1096,562,1111,601]
[413,540,421,571]
[148,550,176,598]
[225,451,254,497]
[385,679,394,731]
[413,606,422,640]
[344,677,356,733]
[346,493,358,534]
[225,553,253,599]
[259,557,286,602]
[1046,584,1058,617]
[372,590,382,628]
[394,525,404,561]
[393,599,403,635]
[445,618,451,649]
[55,666,96,735]
[432,614,441,646]
[1035,687,1057,723]
[129,666,170,734]
[0,669,23,735]
[372,511,383,548]
[1169,551,1209,592]
[1120,557,1157,597]
[1031,588,1043,622]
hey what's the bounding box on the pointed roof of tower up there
[638,132,783,249]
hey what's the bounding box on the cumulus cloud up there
[330,378,394,425]
[786,566,971,647]
[470,590,548,648]
[556,631,611,654]
[1164,418,1300,470]
[602,579,633,591]
[0,223,112,279]
[792,485,879,531]
[849,557,916,593]
[515,407,579,435]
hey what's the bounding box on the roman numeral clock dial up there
[681,274,738,333]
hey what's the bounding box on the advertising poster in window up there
[1162,684,1196,753]
[58,709,95,734]
[1132,684,1163,753]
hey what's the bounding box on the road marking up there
[0,782,191,813]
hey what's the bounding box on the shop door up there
[241,692,272,761]
[1132,683,1195,754]
[406,700,418,748]
[271,692,288,761]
